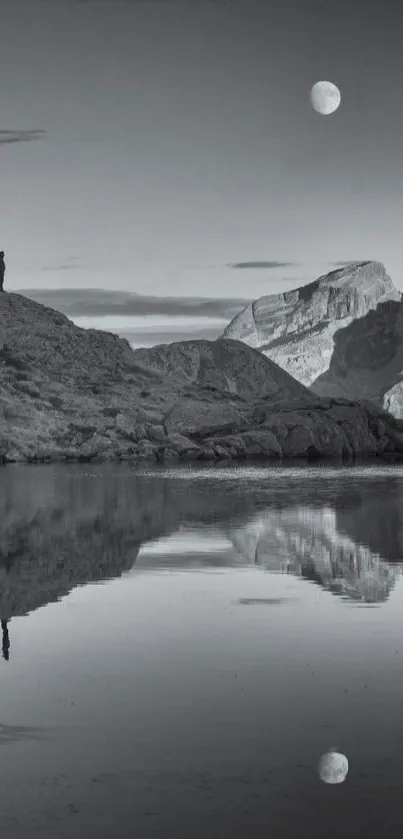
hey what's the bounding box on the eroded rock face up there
[164,399,246,438]
[311,299,403,416]
[1,291,403,463]
[223,262,403,414]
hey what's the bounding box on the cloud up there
[329,261,363,267]
[0,130,46,146]
[15,288,251,319]
[238,598,295,606]
[41,262,80,272]
[228,261,297,270]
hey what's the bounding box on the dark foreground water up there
[0,462,403,838]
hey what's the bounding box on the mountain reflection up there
[0,466,401,629]
[229,506,398,603]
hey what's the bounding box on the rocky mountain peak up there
[222,261,401,397]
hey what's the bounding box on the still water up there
[0,462,403,838]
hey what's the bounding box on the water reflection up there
[229,506,399,603]
[1,619,9,661]
[318,749,349,784]
[0,464,402,838]
[0,465,401,631]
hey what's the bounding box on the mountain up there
[1,291,403,463]
[222,261,403,415]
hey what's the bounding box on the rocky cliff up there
[223,261,403,415]
[1,290,403,463]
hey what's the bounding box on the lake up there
[0,462,402,838]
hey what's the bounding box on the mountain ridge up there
[223,260,403,416]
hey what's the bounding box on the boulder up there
[239,429,282,456]
[147,424,166,443]
[164,399,246,438]
[165,432,202,455]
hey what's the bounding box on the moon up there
[318,749,349,784]
[310,81,341,115]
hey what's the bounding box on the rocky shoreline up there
[2,395,403,466]
[1,291,403,466]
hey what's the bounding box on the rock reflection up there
[229,506,398,603]
[0,466,401,624]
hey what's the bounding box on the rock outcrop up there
[1,290,403,463]
[223,261,403,416]
[311,299,403,416]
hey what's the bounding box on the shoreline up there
[2,451,403,467]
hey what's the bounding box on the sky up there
[2,0,403,306]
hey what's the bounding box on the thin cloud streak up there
[329,261,363,267]
[229,261,298,270]
[0,130,47,146]
[41,263,80,272]
[16,288,251,319]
